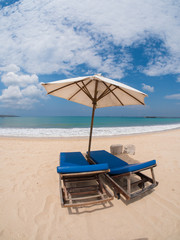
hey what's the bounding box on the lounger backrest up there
[90,150,128,168]
[89,150,156,175]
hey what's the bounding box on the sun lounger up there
[87,150,158,200]
[57,151,113,207]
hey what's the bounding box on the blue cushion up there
[59,152,89,167]
[89,150,156,175]
[57,151,109,174]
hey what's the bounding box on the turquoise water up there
[1,116,180,128]
[0,116,180,137]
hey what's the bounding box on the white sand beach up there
[0,129,180,240]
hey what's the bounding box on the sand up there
[0,129,180,240]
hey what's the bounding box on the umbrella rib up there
[116,86,145,105]
[102,82,124,105]
[81,81,94,100]
[97,85,119,101]
[68,80,93,101]
[46,77,91,95]
[46,81,80,95]
[77,80,93,100]
[97,86,112,101]
[75,82,93,100]
[101,82,145,106]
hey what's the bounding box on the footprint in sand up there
[34,195,59,240]
[37,164,54,177]
[18,202,27,222]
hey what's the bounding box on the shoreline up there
[1,116,180,138]
[0,126,180,140]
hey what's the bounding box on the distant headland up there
[0,115,19,117]
[144,116,180,118]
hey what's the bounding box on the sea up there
[0,116,180,138]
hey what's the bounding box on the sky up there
[0,0,180,117]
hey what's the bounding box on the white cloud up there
[0,66,46,109]
[143,55,180,76]
[0,64,20,73]
[165,93,180,100]
[0,85,22,100]
[2,72,38,87]
[142,83,154,93]
[177,76,180,83]
[21,85,45,98]
[0,0,179,77]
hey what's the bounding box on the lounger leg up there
[62,178,69,202]
[59,174,65,207]
[127,175,131,195]
[151,168,156,184]
[116,192,121,199]
[97,174,105,194]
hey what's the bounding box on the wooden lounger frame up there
[87,157,158,201]
[58,170,114,207]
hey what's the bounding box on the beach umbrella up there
[41,74,147,156]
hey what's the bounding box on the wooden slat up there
[60,169,109,178]
[59,170,114,207]
[111,165,157,179]
[64,176,97,182]
[135,171,158,184]
[67,185,98,191]
[130,183,158,199]
[106,173,130,200]
[69,190,99,196]
[68,193,107,201]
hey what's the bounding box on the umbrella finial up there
[95,73,102,76]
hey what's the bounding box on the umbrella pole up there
[87,80,98,158]
[87,103,96,157]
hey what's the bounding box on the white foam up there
[0,123,180,137]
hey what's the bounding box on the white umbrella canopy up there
[42,74,147,108]
[41,74,147,155]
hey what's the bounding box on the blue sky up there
[0,0,180,117]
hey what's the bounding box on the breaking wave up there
[0,123,180,137]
